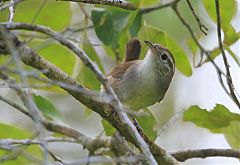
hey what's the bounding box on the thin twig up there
[171,4,236,106]
[215,0,240,109]
[0,0,23,11]
[171,148,240,162]
[186,0,208,35]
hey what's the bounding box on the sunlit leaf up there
[33,42,75,75]
[183,104,240,132]
[202,0,237,31]
[223,25,240,46]
[12,0,71,30]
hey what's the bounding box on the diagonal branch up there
[0,24,177,165]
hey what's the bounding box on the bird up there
[104,39,175,110]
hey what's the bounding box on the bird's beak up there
[144,40,156,54]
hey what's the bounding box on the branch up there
[186,0,208,35]
[214,0,240,109]
[171,148,240,162]
[171,4,238,109]
[57,0,137,10]
[140,0,181,14]
[0,0,24,11]
[0,24,177,164]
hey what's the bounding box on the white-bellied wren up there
[104,40,175,110]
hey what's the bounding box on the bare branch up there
[0,24,177,164]
[171,148,240,162]
[8,0,16,22]
[57,0,137,10]
[214,0,240,109]
[171,4,239,109]
[186,0,208,35]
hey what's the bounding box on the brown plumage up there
[124,38,141,62]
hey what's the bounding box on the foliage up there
[183,104,240,149]
[0,0,240,164]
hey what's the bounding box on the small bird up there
[105,40,175,110]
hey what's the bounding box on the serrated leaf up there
[166,35,192,76]
[135,109,157,141]
[33,94,62,122]
[102,119,116,136]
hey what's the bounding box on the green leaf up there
[135,109,157,141]
[202,0,237,31]
[205,44,240,67]
[83,42,104,72]
[33,42,75,75]
[139,0,159,7]
[129,11,142,37]
[183,104,240,132]
[13,0,71,30]
[0,123,30,139]
[223,25,240,46]
[102,119,116,136]
[76,42,102,90]
[91,8,131,49]
[222,121,240,149]
[166,35,192,76]
[0,123,41,165]
[33,94,63,122]
[183,104,240,149]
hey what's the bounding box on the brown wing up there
[107,60,138,83]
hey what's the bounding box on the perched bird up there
[104,40,175,110]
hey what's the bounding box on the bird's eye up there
[160,54,168,61]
